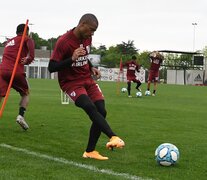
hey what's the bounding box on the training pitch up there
[0,79,206,180]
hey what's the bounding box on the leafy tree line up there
[32,34,152,69]
[1,33,206,72]
[31,33,58,50]
[91,40,155,70]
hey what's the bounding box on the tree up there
[31,32,58,50]
[28,31,204,71]
[91,41,141,68]
[137,51,150,69]
[101,46,122,68]
[91,45,107,57]
[117,40,139,60]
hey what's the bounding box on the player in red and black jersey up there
[48,14,125,160]
[146,51,164,96]
[0,24,35,130]
[123,55,142,97]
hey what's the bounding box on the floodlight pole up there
[29,23,34,38]
[192,22,197,52]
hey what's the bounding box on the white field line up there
[0,143,153,180]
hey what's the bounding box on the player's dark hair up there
[79,13,99,26]
[16,24,29,35]
[132,55,137,60]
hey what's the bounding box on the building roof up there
[158,50,202,55]
[0,47,51,59]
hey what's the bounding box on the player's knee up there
[94,100,107,117]
[75,95,96,114]
[99,109,107,118]
[84,102,96,114]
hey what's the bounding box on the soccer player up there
[48,13,125,160]
[123,55,142,97]
[146,51,164,96]
[0,24,35,130]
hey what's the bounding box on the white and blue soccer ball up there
[121,87,127,93]
[136,91,142,97]
[145,90,151,96]
[155,143,180,166]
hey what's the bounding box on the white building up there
[1,47,207,85]
[0,47,53,79]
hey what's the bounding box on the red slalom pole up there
[0,19,29,118]
[116,56,123,96]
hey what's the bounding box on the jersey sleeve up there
[50,40,69,62]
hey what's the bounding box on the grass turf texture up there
[0,79,206,180]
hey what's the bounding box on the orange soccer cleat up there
[106,136,125,150]
[83,151,108,160]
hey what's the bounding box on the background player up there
[146,51,164,96]
[123,55,142,97]
[0,24,35,130]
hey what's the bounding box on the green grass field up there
[0,79,206,180]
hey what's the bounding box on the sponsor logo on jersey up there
[5,39,15,47]
[152,59,160,64]
[71,44,90,67]
[70,91,76,97]
[71,56,88,67]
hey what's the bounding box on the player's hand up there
[72,47,86,61]
[20,57,28,64]
[91,67,101,79]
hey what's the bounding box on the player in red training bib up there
[48,14,125,160]
[146,51,164,96]
[0,24,35,130]
[123,55,142,97]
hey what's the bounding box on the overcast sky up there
[1,0,207,52]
